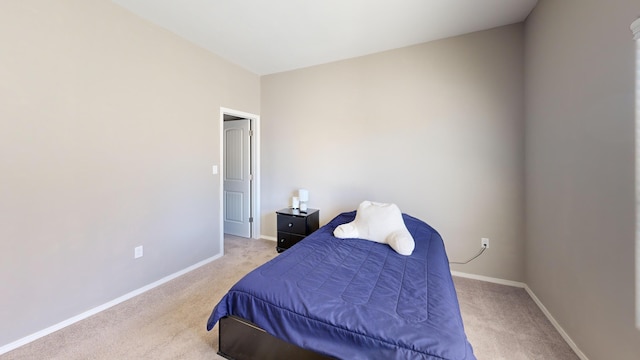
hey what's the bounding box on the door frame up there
[219,107,261,251]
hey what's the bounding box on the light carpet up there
[1,235,579,359]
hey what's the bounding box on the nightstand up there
[276,208,319,252]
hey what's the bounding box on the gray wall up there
[524,0,640,358]
[0,0,259,346]
[261,24,526,282]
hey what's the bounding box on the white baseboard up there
[0,252,223,356]
[451,270,526,288]
[523,285,589,360]
[451,270,588,360]
[261,234,276,241]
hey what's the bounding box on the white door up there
[223,119,251,237]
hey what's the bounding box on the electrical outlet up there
[481,238,490,248]
[134,246,143,259]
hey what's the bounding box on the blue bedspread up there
[207,211,475,360]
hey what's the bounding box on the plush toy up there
[334,201,415,256]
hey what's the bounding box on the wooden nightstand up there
[275,208,319,252]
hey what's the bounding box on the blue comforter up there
[207,211,475,359]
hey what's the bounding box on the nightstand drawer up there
[275,208,319,253]
[277,215,307,235]
[277,232,305,249]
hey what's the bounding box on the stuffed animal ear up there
[333,201,415,256]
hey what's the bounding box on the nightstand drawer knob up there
[288,223,293,227]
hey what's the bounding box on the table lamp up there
[298,189,309,213]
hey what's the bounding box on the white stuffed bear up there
[334,201,415,256]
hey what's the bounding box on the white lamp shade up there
[298,189,309,202]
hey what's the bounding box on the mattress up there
[207,211,475,360]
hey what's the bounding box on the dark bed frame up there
[217,316,333,360]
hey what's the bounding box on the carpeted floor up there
[454,277,579,359]
[1,235,579,359]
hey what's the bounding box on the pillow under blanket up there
[333,201,415,256]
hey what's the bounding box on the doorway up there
[223,117,251,237]
[219,108,260,247]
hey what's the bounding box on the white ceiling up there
[111,0,538,75]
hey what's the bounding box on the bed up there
[207,210,476,359]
